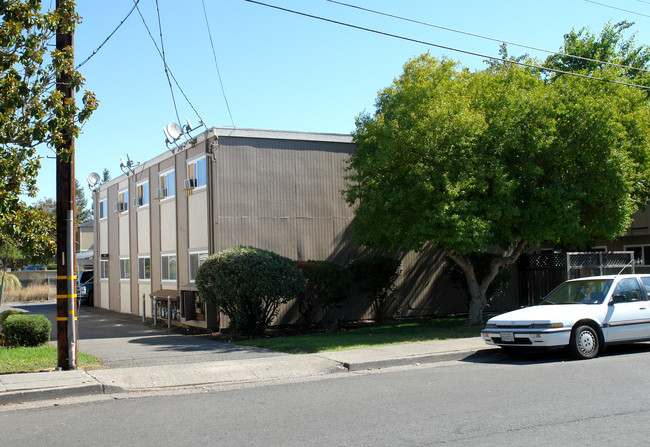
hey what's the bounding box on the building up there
[93,127,458,329]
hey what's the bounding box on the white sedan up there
[481,274,650,359]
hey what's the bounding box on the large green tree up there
[344,24,650,325]
[0,0,97,263]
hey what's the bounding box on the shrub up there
[347,254,401,322]
[296,261,351,329]
[1,309,25,328]
[3,314,51,347]
[1,272,22,292]
[195,246,305,337]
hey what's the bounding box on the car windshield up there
[539,279,613,305]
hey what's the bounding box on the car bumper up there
[480,328,572,347]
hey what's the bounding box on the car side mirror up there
[609,294,626,305]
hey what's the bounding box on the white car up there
[481,274,650,359]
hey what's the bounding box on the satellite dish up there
[87,172,101,188]
[166,122,183,140]
[126,153,132,165]
[119,156,127,167]
[185,117,193,132]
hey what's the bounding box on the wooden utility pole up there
[56,0,77,370]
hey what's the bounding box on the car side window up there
[613,278,645,302]
[640,277,650,301]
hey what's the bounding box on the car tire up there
[570,325,599,360]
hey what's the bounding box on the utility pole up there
[56,0,77,370]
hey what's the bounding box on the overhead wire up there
[585,0,650,18]
[243,0,650,90]
[154,0,181,126]
[327,0,650,74]
[201,0,236,128]
[76,0,140,70]
[133,1,205,125]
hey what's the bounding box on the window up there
[625,245,650,266]
[189,251,209,282]
[613,278,645,302]
[187,156,207,188]
[136,181,149,207]
[119,258,130,280]
[159,170,175,198]
[161,254,177,281]
[99,199,107,220]
[117,189,129,212]
[138,256,151,280]
[100,259,109,280]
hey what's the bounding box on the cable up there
[327,0,649,74]
[155,0,181,126]
[244,0,649,90]
[201,0,236,128]
[585,0,650,18]
[76,0,140,70]
[133,1,205,124]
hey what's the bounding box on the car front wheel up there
[570,325,599,360]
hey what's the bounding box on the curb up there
[0,382,105,405]
[339,348,494,372]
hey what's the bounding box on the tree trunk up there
[467,284,487,326]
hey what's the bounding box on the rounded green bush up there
[195,246,305,337]
[4,314,51,346]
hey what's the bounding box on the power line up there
[76,0,140,70]
[154,0,181,126]
[201,0,235,128]
[327,0,649,74]
[243,0,650,90]
[133,1,204,125]
[585,0,650,18]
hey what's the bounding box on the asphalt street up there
[2,344,650,446]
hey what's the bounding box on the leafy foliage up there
[0,0,97,264]
[295,260,352,328]
[344,23,650,325]
[195,246,305,337]
[3,314,51,347]
[1,309,25,328]
[1,272,22,292]
[347,254,401,322]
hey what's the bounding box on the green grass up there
[0,345,102,374]
[236,317,483,353]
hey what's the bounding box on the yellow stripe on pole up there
[57,317,68,321]
[57,275,77,280]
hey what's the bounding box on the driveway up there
[1,301,280,368]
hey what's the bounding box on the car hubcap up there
[578,330,596,355]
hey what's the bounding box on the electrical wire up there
[327,0,650,74]
[76,0,140,70]
[201,0,236,128]
[155,0,182,126]
[585,0,650,18]
[133,1,204,125]
[243,0,650,90]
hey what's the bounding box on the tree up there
[344,25,650,326]
[0,0,97,264]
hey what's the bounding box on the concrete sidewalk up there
[0,338,495,404]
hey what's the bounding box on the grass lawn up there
[236,317,483,354]
[0,345,102,374]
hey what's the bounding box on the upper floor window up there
[119,257,130,280]
[158,169,175,199]
[161,254,177,282]
[114,190,128,213]
[135,181,149,208]
[189,250,209,282]
[99,199,107,220]
[100,259,109,280]
[186,156,207,189]
[138,256,151,280]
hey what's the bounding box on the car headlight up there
[78,286,86,295]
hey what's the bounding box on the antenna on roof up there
[119,153,140,176]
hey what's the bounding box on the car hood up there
[487,304,604,326]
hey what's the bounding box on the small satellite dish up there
[87,172,101,188]
[119,156,127,167]
[185,117,193,132]
[126,153,132,165]
[166,122,183,140]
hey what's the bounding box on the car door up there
[604,278,650,342]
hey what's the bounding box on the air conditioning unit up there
[113,202,127,213]
[156,188,168,199]
[184,178,198,189]
[132,197,143,207]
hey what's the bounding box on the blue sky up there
[26,0,650,205]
